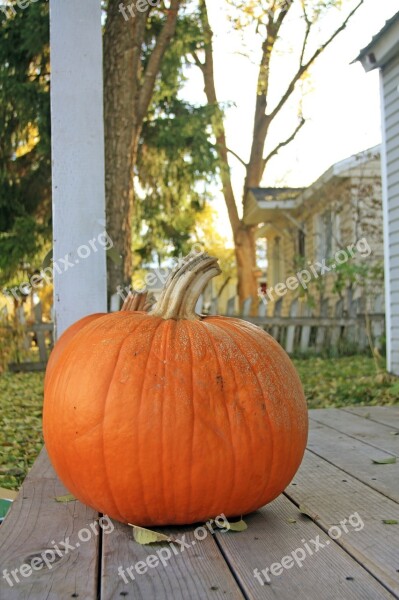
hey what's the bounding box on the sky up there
[181,0,399,241]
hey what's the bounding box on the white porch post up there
[50,0,107,338]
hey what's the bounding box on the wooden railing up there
[207,294,385,355]
[4,293,385,371]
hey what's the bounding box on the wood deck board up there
[309,408,399,456]
[0,449,100,599]
[214,494,394,600]
[101,519,244,600]
[308,419,399,503]
[342,406,399,430]
[1,407,399,599]
[285,450,399,597]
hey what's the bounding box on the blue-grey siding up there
[382,54,399,374]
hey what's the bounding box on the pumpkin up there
[43,252,308,526]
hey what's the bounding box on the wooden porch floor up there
[1,406,399,599]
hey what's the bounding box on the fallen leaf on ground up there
[371,457,396,465]
[382,519,398,525]
[129,524,172,545]
[55,494,76,503]
[224,518,247,532]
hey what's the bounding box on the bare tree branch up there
[191,50,204,71]
[268,0,364,122]
[137,0,181,121]
[227,147,248,167]
[299,3,312,66]
[262,117,305,170]
[245,2,292,189]
[197,0,241,234]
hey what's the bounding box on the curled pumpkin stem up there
[149,251,221,320]
[121,291,155,313]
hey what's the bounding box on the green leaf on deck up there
[55,494,76,503]
[371,457,396,465]
[390,431,399,436]
[287,518,297,524]
[129,524,172,545]
[225,518,247,532]
[382,519,398,525]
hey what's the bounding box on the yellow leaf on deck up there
[225,518,248,532]
[55,494,76,503]
[372,457,396,465]
[129,524,172,545]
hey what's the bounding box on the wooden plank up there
[8,362,47,373]
[330,298,344,348]
[101,520,244,599]
[0,449,100,599]
[258,299,266,318]
[285,451,399,597]
[315,298,329,352]
[271,297,283,342]
[343,406,399,431]
[285,298,298,354]
[226,296,236,316]
[28,323,54,333]
[309,408,399,456]
[241,316,384,327]
[299,304,312,353]
[308,419,399,503]
[242,297,252,317]
[214,494,393,600]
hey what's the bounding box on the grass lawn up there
[0,356,398,491]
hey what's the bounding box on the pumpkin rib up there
[183,319,229,519]
[45,313,148,520]
[200,321,244,514]
[133,316,167,524]
[157,319,173,523]
[99,321,139,522]
[213,320,281,510]
[183,319,197,518]
[110,313,164,523]
[63,316,133,519]
[218,318,307,509]
[204,319,272,513]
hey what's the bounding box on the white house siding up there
[381,54,399,374]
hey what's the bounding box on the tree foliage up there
[0,2,50,288]
[0,1,218,294]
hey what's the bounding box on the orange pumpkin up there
[43,252,308,526]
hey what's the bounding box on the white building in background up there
[356,12,399,376]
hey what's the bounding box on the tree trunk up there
[103,0,180,301]
[234,225,259,309]
[103,3,145,299]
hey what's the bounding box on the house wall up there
[264,170,384,318]
[381,54,399,375]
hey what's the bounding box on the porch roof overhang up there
[244,187,303,226]
[354,12,399,72]
[244,145,381,231]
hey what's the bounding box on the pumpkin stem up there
[121,291,154,312]
[149,251,221,320]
